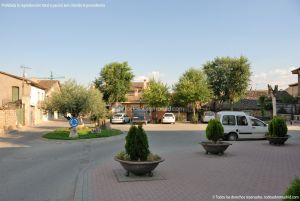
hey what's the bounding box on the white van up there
[216,111,268,141]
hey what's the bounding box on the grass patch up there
[43,127,122,140]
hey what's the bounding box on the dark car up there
[131,109,151,125]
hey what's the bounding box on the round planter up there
[114,157,164,177]
[266,135,290,145]
[200,141,232,155]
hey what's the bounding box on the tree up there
[88,88,107,127]
[142,79,169,122]
[258,95,268,118]
[268,84,278,117]
[203,56,251,111]
[45,80,107,137]
[173,68,212,120]
[94,62,134,104]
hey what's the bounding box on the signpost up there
[69,117,79,138]
[69,117,79,128]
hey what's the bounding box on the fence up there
[0,109,20,129]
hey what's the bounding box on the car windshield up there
[164,113,173,117]
[113,114,123,117]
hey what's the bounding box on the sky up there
[0,0,299,90]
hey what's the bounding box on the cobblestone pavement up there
[77,129,300,201]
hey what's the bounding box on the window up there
[237,116,248,126]
[12,86,19,102]
[222,115,236,125]
[251,119,265,127]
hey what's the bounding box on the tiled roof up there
[36,80,60,92]
[244,90,269,100]
[0,71,46,90]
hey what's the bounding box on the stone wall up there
[0,109,17,129]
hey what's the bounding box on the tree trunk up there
[230,100,234,111]
[79,116,85,127]
[271,94,277,117]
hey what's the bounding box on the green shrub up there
[147,153,161,161]
[116,150,130,161]
[268,116,288,137]
[283,178,300,201]
[206,119,224,143]
[125,125,150,161]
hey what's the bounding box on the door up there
[221,115,237,134]
[250,118,268,138]
[236,115,253,138]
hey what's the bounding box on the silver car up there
[111,113,130,124]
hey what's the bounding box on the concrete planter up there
[266,135,290,145]
[200,141,232,155]
[114,157,164,177]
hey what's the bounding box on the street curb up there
[74,162,92,201]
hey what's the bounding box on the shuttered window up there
[12,86,19,102]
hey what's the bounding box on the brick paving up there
[78,135,300,201]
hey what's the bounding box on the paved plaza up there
[75,124,300,201]
[0,121,299,201]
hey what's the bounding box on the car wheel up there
[227,133,238,141]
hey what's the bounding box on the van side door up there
[221,115,237,135]
[236,115,253,138]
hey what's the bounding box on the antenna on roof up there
[20,65,31,78]
[34,71,65,80]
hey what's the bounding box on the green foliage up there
[45,80,107,120]
[43,128,122,140]
[94,62,134,104]
[142,79,169,108]
[206,119,224,143]
[125,125,150,161]
[147,153,161,161]
[268,116,288,137]
[203,56,251,110]
[191,115,198,124]
[173,68,212,107]
[258,95,267,117]
[44,80,90,117]
[88,88,107,122]
[283,178,300,201]
[116,151,130,161]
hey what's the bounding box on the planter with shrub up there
[115,125,164,177]
[200,119,231,155]
[266,116,290,145]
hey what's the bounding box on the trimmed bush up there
[283,178,300,201]
[206,119,224,143]
[268,116,288,137]
[125,125,150,161]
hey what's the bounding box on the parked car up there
[131,109,151,125]
[202,111,215,123]
[111,113,130,124]
[216,111,268,141]
[162,113,176,124]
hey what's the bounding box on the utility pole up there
[20,65,31,96]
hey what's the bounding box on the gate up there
[16,108,25,125]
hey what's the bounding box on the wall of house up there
[287,85,298,97]
[0,109,17,129]
[29,86,45,125]
[0,74,31,106]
